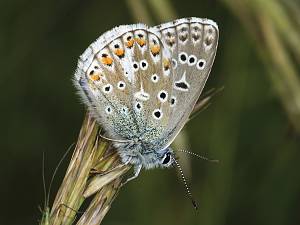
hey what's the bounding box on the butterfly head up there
[158,148,175,168]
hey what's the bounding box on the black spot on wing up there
[175,82,188,90]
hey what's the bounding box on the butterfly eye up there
[197,59,206,70]
[162,152,171,165]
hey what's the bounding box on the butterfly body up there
[74,17,218,175]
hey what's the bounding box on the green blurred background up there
[1,0,300,224]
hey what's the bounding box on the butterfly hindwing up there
[74,24,175,142]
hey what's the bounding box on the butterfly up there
[74,17,219,206]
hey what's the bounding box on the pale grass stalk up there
[40,114,130,225]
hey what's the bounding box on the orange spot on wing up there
[126,39,134,48]
[135,38,146,47]
[114,49,125,57]
[163,58,170,70]
[101,56,113,66]
[90,74,101,81]
[150,44,160,56]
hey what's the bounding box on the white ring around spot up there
[117,81,126,90]
[151,74,159,83]
[197,59,206,70]
[132,61,139,72]
[134,102,143,112]
[188,55,197,66]
[102,84,113,93]
[139,60,148,70]
[179,52,188,64]
[152,109,163,120]
[157,90,168,103]
[170,96,176,107]
[105,106,113,114]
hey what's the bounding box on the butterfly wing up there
[74,24,175,142]
[153,17,219,148]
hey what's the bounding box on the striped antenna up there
[173,158,198,210]
[178,150,219,163]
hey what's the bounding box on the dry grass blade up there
[39,114,130,225]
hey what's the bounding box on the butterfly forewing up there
[154,18,219,148]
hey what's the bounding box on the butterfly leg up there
[121,164,142,186]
